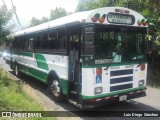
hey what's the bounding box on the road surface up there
[0,58,160,119]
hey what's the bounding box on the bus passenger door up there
[68,28,81,100]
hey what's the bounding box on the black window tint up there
[48,31,57,50]
[35,34,41,50]
[14,37,23,50]
[12,38,17,49]
[24,37,29,50]
[57,29,66,49]
[28,37,34,50]
[41,33,48,50]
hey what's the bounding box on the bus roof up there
[14,7,146,36]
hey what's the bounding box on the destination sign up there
[107,13,134,25]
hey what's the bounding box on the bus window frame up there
[48,29,58,52]
[82,24,95,57]
[13,36,24,51]
[47,28,67,55]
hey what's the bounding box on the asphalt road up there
[0,57,160,120]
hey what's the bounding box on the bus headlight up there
[139,80,144,86]
[95,87,102,94]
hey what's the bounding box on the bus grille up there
[110,83,133,92]
[110,69,133,92]
[110,69,133,76]
[110,76,133,84]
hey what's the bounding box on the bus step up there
[71,91,78,95]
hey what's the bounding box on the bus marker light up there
[115,9,129,14]
[140,64,145,71]
[115,9,120,12]
[137,20,142,26]
[96,68,102,75]
[143,22,147,26]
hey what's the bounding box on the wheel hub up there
[51,80,60,97]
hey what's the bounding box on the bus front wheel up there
[48,78,65,102]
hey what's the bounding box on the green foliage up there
[0,68,42,111]
[76,0,100,12]
[41,16,48,23]
[50,7,67,20]
[0,69,53,120]
[29,17,42,27]
[28,16,49,27]
[0,5,13,46]
[29,7,67,27]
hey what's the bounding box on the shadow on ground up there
[9,70,160,119]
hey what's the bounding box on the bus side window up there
[48,31,57,50]
[28,37,34,50]
[12,38,18,50]
[15,37,23,50]
[57,29,66,50]
[35,34,42,50]
[24,36,29,50]
[41,33,48,50]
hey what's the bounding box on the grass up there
[0,68,54,120]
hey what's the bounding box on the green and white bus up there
[10,7,148,109]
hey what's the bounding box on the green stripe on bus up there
[81,86,146,99]
[82,62,147,68]
[35,53,49,70]
[19,64,68,95]
[13,50,33,57]
[19,64,48,84]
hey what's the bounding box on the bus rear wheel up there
[48,78,65,102]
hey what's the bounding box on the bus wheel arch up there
[47,70,66,102]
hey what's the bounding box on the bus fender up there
[47,70,59,84]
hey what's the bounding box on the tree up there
[76,0,100,12]
[50,7,67,20]
[76,0,126,12]
[0,5,13,46]
[29,17,42,27]
[41,16,48,23]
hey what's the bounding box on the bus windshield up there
[83,26,147,65]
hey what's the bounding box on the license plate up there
[119,95,127,101]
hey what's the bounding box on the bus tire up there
[47,77,65,102]
[14,63,21,78]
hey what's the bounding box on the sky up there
[0,0,79,31]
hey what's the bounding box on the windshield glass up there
[83,25,147,65]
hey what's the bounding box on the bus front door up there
[68,28,81,101]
